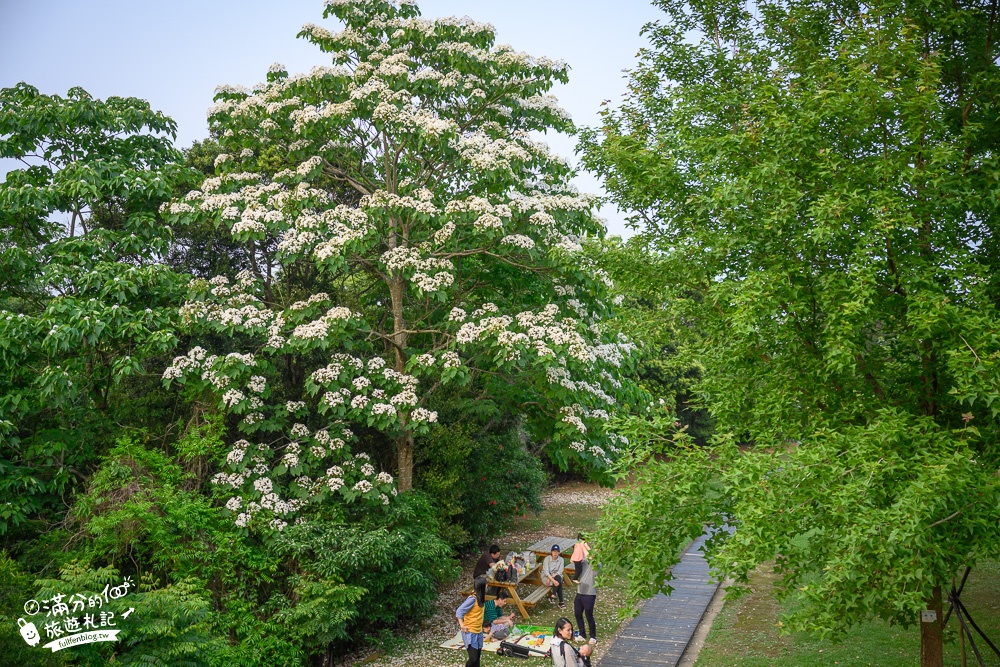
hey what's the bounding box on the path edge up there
[676,577,731,667]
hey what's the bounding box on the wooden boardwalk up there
[598,531,721,667]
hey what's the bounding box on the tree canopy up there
[0,83,190,535]
[582,0,1000,646]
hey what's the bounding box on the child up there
[456,576,487,667]
[570,533,589,583]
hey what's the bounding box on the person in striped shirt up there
[483,590,516,642]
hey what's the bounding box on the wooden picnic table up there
[485,562,541,620]
[460,538,581,620]
[527,535,578,559]
[527,535,579,579]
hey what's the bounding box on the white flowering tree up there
[162,0,643,530]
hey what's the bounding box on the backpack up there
[493,561,518,583]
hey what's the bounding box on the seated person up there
[542,544,566,609]
[483,590,516,642]
[473,544,502,580]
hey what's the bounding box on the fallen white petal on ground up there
[541,485,615,508]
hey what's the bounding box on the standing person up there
[483,590,517,642]
[473,544,501,579]
[551,617,593,667]
[542,544,566,609]
[572,558,597,645]
[456,576,487,667]
[570,533,590,583]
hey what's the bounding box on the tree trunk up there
[921,585,944,667]
[388,273,414,491]
[397,431,414,492]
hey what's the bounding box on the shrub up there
[418,418,545,549]
[276,491,459,638]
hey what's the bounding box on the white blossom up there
[222,389,245,407]
[411,407,438,422]
[500,234,535,249]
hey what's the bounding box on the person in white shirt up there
[541,544,566,609]
[551,617,592,667]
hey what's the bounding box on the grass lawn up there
[696,559,1000,667]
[335,483,633,667]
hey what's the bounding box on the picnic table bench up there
[521,585,552,606]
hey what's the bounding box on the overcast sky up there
[0,0,662,237]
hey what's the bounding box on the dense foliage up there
[0,83,188,537]
[0,1,647,664]
[591,238,713,443]
[582,0,1000,649]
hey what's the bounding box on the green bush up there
[276,491,459,635]
[31,563,217,667]
[41,432,460,666]
[0,551,68,666]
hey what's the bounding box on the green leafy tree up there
[0,83,190,536]
[581,0,1000,660]
[160,0,644,535]
[417,407,546,547]
[592,237,714,443]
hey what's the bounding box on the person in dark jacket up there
[473,544,501,579]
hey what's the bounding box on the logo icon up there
[18,618,40,646]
